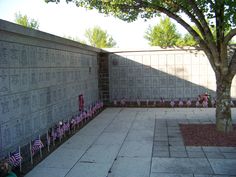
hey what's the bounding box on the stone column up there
[98,52,109,105]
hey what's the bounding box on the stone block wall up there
[108,48,236,101]
[0,20,100,155]
[98,52,110,105]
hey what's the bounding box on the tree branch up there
[178,5,206,38]
[224,28,236,44]
[187,0,215,41]
[147,5,217,71]
[187,0,220,66]
[229,50,236,76]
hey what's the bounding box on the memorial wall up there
[0,20,100,155]
[108,48,236,101]
[1,19,236,157]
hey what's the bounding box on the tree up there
[14,12,39,29]
[176,33,198,47]
[145,16,181,47]
[45,0,236,133]
[84,26,116,48]
[63,35,87,44]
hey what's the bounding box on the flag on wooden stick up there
[8,148,22,167]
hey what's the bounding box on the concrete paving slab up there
[65,162,111,177]
[151,158,213,174]
[103,120,133,133]
[60,134,97,150]
[94,132,127,145]
[194,175,230,177]
[218,147,236,153]
[153,150,170,157]
[37,147,84,169]
[154,141,169,146]
[77,126,105,136]
[150,173,193,177]
[205,152,225,159]
[131,119,155,130]
[169,146,186,152]
[126,130,154,142]
[107,157,150,177]
[209,159,236,175]
[170,151,188,158]
[169,141,185,146]
[118,140,153,158]
[202,147,220,152]
[80,144,120,164]
[25,166,69,177]
[153,145,169,151]
[154,136,168,141]
[186,146,203,152]
[222,152,236,159]
[187,151,206,158]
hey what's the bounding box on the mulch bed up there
[180,124,236,147]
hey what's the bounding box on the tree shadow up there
[107,49,236,103]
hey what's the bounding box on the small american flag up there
[82,111,87,120]
[56,126,63,138]
[32,138,44,155]
[62,122,70,132]
[51,129,57,141]
[8,150,22,167]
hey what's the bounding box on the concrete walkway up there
[25,108,236,177]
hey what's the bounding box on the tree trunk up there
[215,74,233,133]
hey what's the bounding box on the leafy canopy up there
[85,26,116,48]
[45,0,236,74]
[14,12,39,29]
[145,16,181,47]
[45,0,236,45]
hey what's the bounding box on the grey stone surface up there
[205,152,225,159]
[209,159,236,175]
[23,108,236,177]
[37,147,84,169]
[170,151,188,158]
[150,173,193,177]
[108,157,151,177]
[65,162,111,177]
[25,166,69,177]
[80,144,120,163]
[108,48,236,101]
[0,20,100,154]
[219,147,236,153]
[118,140,153,158]
[222,152,236,159]
[151,157,213,174]
[186,146,203,152]
[187,151,206,158]
[194,175,231,177]
[153,150,170,157]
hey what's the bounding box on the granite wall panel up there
[109,49,236,102]
[0,20,99,155]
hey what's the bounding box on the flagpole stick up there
[19,146,22,172]
[53,132,55,146]
[68,119,70,135]
[39,135,42,158]
[59,128,62,143]
[47,131,50,152]
[29,141,33,165]
[8,152,10,164]
[52,128,55,146]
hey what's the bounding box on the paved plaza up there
[25,108,236,177]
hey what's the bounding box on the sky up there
[0,0,187,48]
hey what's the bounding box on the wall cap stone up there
[0,19,102,53]
[103,46,203,54]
